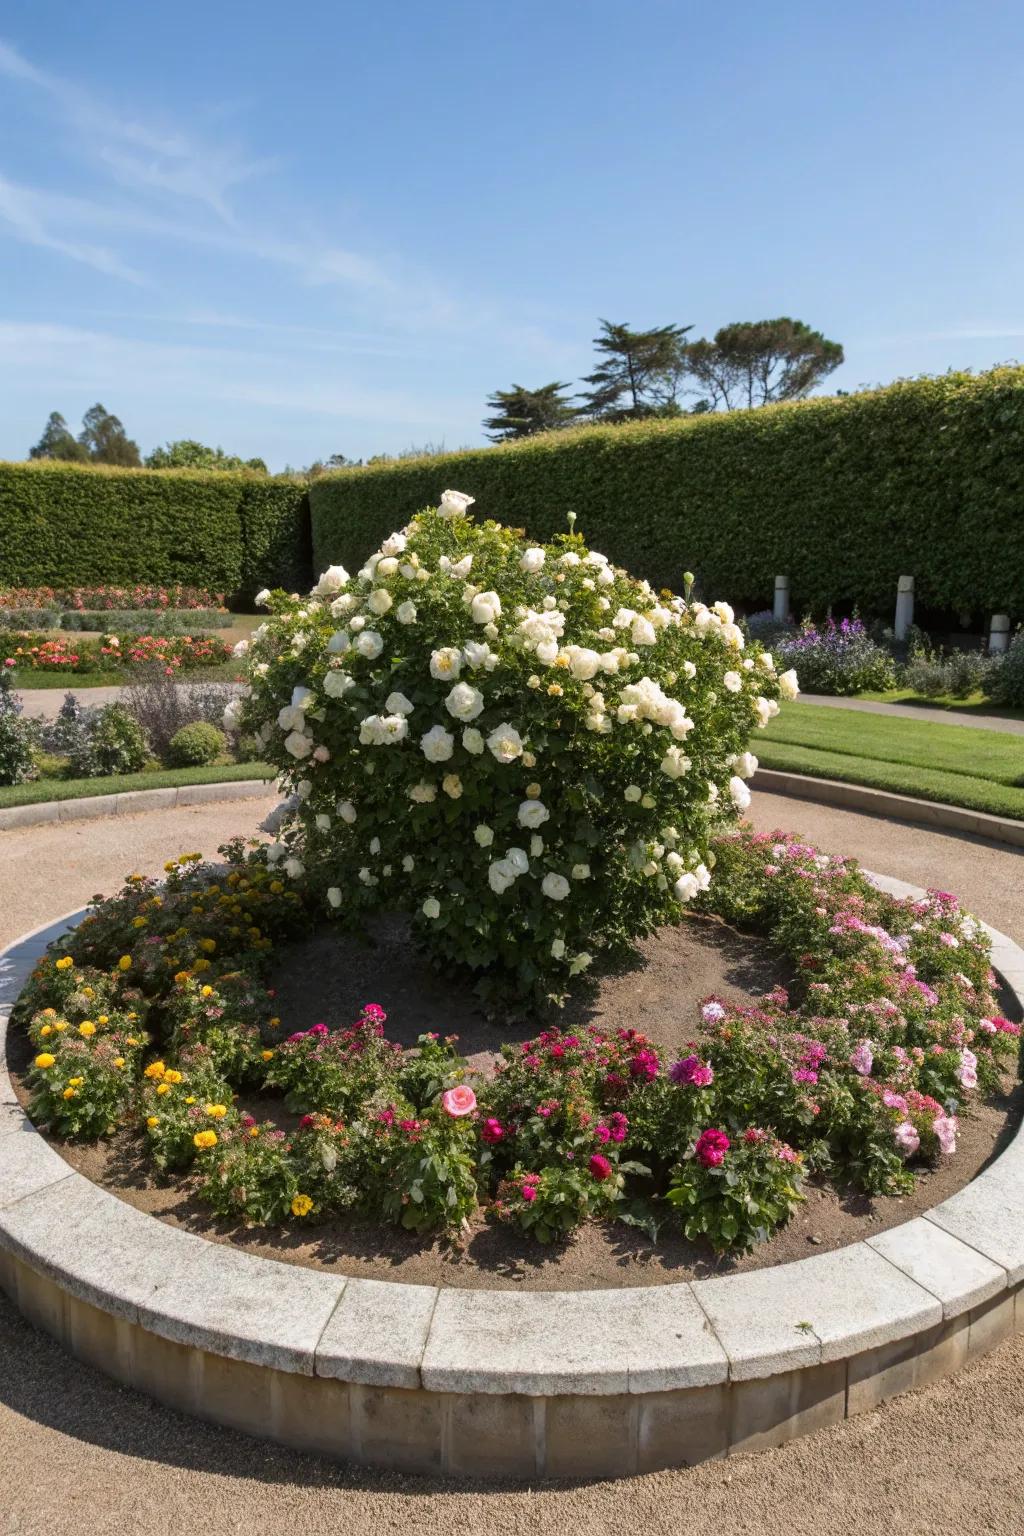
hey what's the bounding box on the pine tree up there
[578,320,692,421]
[483,382,578,441]
[682,319,844,410]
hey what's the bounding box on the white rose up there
[462,640,495,670]
[660,746,691,779]
[422,897,441,919]
[439,489,475,518]
[542,872,570,901]
[567,646,601,681]
[754,696,780,727]
[758,651,776,673]
[471,590,502,625]
[284,731,313,759]
[729,775,752,810]
[474,824,494,847]
[445,681,485,721]
[674,872,699,903]
[723,671,742,693]
[530,835,544,857]
[624,785,642,802]
[430,647,461,681]
[313,745,330,763]
[487,723,524,763]
[222,697,243,732]
[517,799,549,829]
[571,863,591,880]
[442,773,463,799]
[569,952,592,975]
[313,564,350,596]
[735,751,758,779]
[314,812,331,831]
[326,629,350,654]
[284,857,305,879]
[402,855,414,872]
[520,547,546,573]
[421,725,455,762]
[408,781,437,803]
[231,639,249,658]
[631,615,657,646]
[355,630,384,659]
[551,938,566,959]
[330,594,356,617]
[559,551,581,567]
[385,691,414,716]
[396,600,418,625]
[505,847,530,875]
[382,531,407,556]
[255,588,272,607]
[778,668,800,700]
[324,670,354,698]
[337,800,357,823]
[327,887,342,908]
[367,589,393,616]
[488,859,516,895]
[462,727,485,755]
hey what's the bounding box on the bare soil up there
[10,910,1022,1292]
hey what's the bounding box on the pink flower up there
[607,1111,628,1143]
[480,1117,505,1144]
[521,1184,537,1202]
[629,1047,660,1082]
[441,1084,477,1118]
[849,1041,874,1077]
[701,1000,727,1023]
[934,1114,958,1155]
[956,1047,978,1090]
[695,1128,730,1168]
[362,1003,387,1022]
[669,1055,714,1088]
[588,1153,613,1180]
[894,1121,920,1157]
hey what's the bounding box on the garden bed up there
[7,905,1021,1291]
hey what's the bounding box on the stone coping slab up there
[0,778,274,832]
[0,875,1021,1399]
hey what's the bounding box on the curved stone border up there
[0,878,1021,1478]
[754,767,1024,849]
[0,777,274,832]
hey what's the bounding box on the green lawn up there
[858,688,1024,724]
[759,701,1024,821]
[0,761,274,810]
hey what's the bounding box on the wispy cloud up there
[0,175,148,284]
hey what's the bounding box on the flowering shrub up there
[3,632,232,676]
[775,617,896,695]
[233,491,795,1001]
[13,831,1018,1254]
[67,704,150,777]
[0,584,225,611]
[988,629,1024,708]
[0,669,36,786]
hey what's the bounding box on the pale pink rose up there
[894,1121,920,1157]
[934,1114,958,1155]
[441,1085,477,1118]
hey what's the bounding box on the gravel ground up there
[0,789,1022,1534]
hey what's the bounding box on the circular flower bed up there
[13,829,1019,1256]
[229,492,796,1002]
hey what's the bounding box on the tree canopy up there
[577,319,693,421]
[145,439,268,472]
[483,381,578,441]
[683,318,844,411]
[28,404,141,467]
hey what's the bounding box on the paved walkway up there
[15,680,243,722]
[801,692,1024,735]
[0,791,1022,1534]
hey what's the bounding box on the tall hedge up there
[309,367,1024,621]
[0,462,311,604]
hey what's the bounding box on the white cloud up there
[0,175,148,284]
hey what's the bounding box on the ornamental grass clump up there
[234,490,796,1001]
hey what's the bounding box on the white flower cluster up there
[236,491,795,1000]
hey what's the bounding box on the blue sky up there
[0,0,1021,470]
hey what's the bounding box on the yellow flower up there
[163,1069,183,1084]
[525,783,542,798]
[156,1082,170,1095]
[34,1053,56,1069]
[127,1012,138,1021]
[55,956,73,972]
[268,1017,280,1029]
[39,1025,52,1038]
[98,1015,108,1025]
[193,958,212,973]
[200,985,214,998]
[144,1060,166,1080]
[78,1021,96,1037]
[146,1115,160,1128]
[174,970,191,986]
[53,1021,67,1033]
[62,1087,77,1100]
[184,1096,196,1105]
[117,956,132,972]
[198,938,216,953]
[41,1008,56,1018]
[68,1076,84,1088]
[270,880,284,894]
[126,1035,139,1047]
[205,1103,228,1119]
[261,1050,273,1062]
[547,683,564,697]
[163,860,178,873]
[113,1058,126,1069]
[132,916,148,929]
[193,1129,218,1149]
[248,1125,260,1138]
[291,1194,313,1218]
[81,986,94,999]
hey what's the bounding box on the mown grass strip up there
[0,762,274,810]
[757,740,1024,821]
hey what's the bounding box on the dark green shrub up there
[0,463,311,603]
[987,630,1024,708]
[166,721,226,767]
[903,647,993,699]
[0,609,59,630]
[0,672,36,785]
[309,366,1024,621]
[68,704,150,777]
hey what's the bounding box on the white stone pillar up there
[773,575,790,624]
[989,614,1011,655]
[894,575,915,641]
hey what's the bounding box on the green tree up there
[578,320,692,422]
[145,439,268,472]
[682,318,844,411]
[483,381,578,441]
[28,411,89,463]
[77,403,142,467]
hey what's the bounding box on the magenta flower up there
[480,1117,505,1144]
[695,1128,730,1168]
[607,1111,628,1143]
[669,1054,713,1087]
[588,1152,613,1181]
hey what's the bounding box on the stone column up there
[894,576,915,641]
[989,614,1011,655]
[773,575,790,624]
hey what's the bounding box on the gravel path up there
[800,692,1024,735]
[0,791,1022,1534]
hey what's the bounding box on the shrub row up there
[309,367,1024,621]
[0,463,311,605]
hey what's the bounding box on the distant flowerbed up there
[15,830,1017,1254]
[3,633,233,675]
[774,617,897,695]
[0,585,226,612]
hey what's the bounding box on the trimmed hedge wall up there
[309,367,1024,621]
[0,462,311,606]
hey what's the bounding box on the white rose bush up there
[236,492,793,1001]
